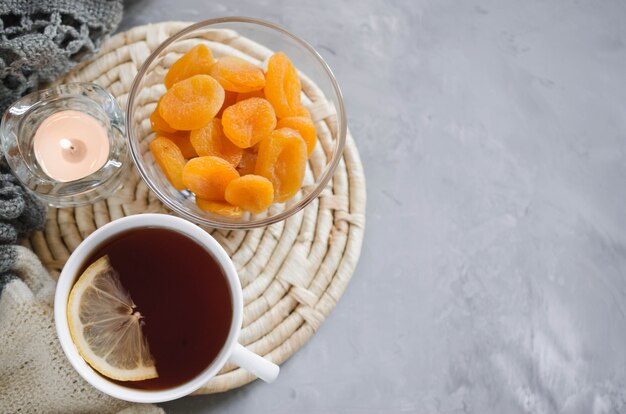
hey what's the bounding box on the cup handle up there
[229,342,279,383]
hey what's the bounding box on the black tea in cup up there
[78,227,233,390]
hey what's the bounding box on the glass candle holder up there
[0,83,128,207]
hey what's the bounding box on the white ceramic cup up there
[55,214,279,403]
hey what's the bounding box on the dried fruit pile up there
[149,45,316,218]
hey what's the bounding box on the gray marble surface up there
[119,1,626,413]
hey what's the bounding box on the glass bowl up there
[126,17,346,229]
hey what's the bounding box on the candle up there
[33,110,110,182]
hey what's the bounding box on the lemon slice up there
[67,255,158,381]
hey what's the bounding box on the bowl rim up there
[126,16,347,229]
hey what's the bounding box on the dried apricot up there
[255,128,307,202]
[149,137,186,190]
[264,52,302,118]
[294,105,311,119]
[222,98,276,148]
[236,89,264,102]
[217,90,237,118]
[164,44,214,89]
[157,131,197,159]
[237,149,258,176]
[190,119,243,165]
[276,116,316,157]
[196,199,243,218]
[159,75,224,130]
[150,99,176,133]
[225,175,274,214]
[209,56,265,93]
[182,156,239,201]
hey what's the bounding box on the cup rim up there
[126,16,347,229]
[54,214,243,403]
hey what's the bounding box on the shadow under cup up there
[55,215,248,402]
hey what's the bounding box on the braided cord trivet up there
[25,22,366,394]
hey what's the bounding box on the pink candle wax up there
[33,110,110,182]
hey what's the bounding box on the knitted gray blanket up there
[0,0,123,113]
[0,158,46,289]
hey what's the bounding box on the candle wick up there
[60,138,76,153]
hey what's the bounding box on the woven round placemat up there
[25,22,366,394]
